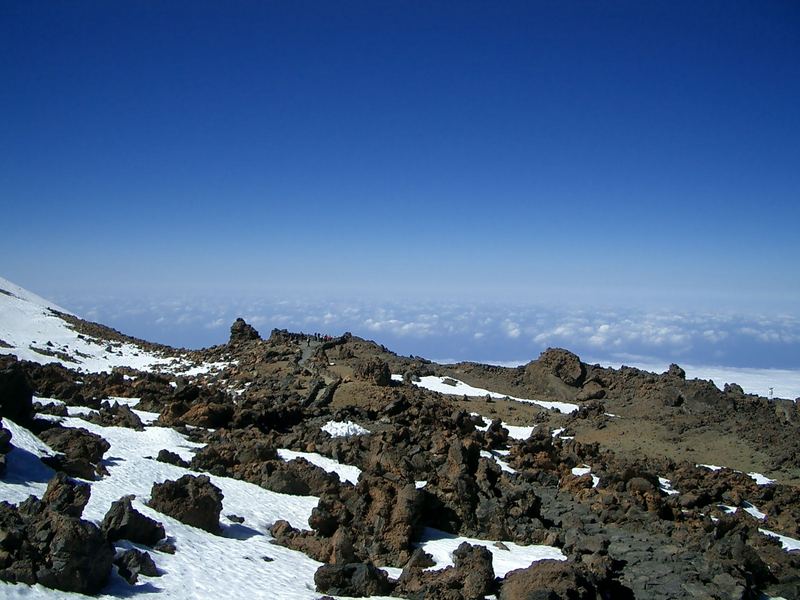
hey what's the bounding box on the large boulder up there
[0,418,11,476]
[229,318,260,343]
[31,512,114,594]
[0,475,114,594]
[38,426,110,480]
[314,562,393,596]
[522,348,587,403]
[180,402,233,428]
[114,548,159,584]
[528,348,585,387]
[396,542,496,599]
[148,474,223,533]
[41,472,91,518]
[102,495,165,546]
[0,359,34,424]
[500,560,597,600]
[353,358,392,387]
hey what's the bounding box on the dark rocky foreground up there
[1,319,799,598]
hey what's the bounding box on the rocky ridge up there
[0,309,798,599]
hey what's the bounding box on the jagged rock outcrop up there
[500,560,598,600]
[314,561,393,596]
[38,425,110,480]
[424,437,546,542]
[395,542,496,600]
[0,358,34,425]
[0,474,113,594]
[102,495,166,546]
[148,474,223,533]
[272,473,425,567]
[41,472,91,518]
[522,348,587,402]
[229,318,260,343]
[84,400,144,430]
[114,548,159,584]
[353,357,391,387]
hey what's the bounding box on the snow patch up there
[471,413,535,441]
[748,472,776,486]
[659,477,679,496]
[759,529,800,552]
[321,420,371,438]
[277,449,362,485]
[401,375,579,413]
[417,527,566,577]
[480,450,516,474]
[571,465,600,488]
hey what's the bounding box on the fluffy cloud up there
[64,294,800,371]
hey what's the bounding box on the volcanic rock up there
[148,474,223,533]
[353,357,391,387]
[102,495,166,546]
[396,542,495,600]
[85,401,144,430]
[156,448,189,468]
[38,425,110,480]
[230,318,260,343]
[531,348,586,386]
[0,487,114,594]
[314,562,393,596]
[0,359,34,424]
[114,548,159,584]
[499,560,597,600]
[41,472,91,518]
[180,401,233,428]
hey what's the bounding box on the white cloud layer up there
[59,293,800,397]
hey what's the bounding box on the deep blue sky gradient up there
[2,2,799,362]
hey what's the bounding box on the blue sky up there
[2,2,799,366]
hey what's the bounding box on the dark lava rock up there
[531,348,586,387]
[180,401,233,428]
[0,359,34,425]
[230,318,260,343]
[148,474,223,533]
[353,357,391,387]
[114,548,159,584]
[154,539,177,554]
[314,562,393,596]
[261,458,342,497]
[38,425,110,480]
[1,419,12,472]
[271,473,425,567]
[156,448,189,468]
[424,438,545,542]
[41,472,90,518]
[667,364,686,380]
[0,485,114,594]
[0,421,11,450]
[500,560,597,600]
[102,495,165,546]
[396,542,495,600]
[85,401,144,430]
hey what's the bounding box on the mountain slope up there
[1,277,799,600]
[0,277,222,375]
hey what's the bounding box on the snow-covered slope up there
[0,402,570,600]
[0,277,214,374]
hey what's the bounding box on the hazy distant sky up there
[2,2,799,364]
